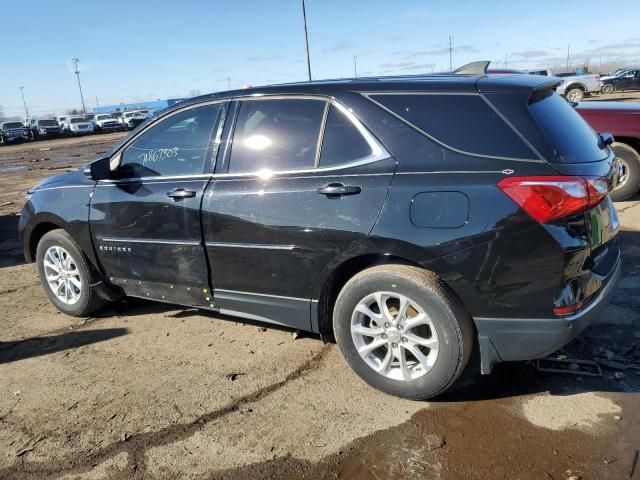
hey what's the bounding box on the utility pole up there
[95,96,100,108]
[72,58,86,114]
[19,87,29,119]
[227,77,231,90]
[504,52,508,68]
[448,36,454,71]
[301,0,312,81]
[353,54,357,78]
[565,45,570,74]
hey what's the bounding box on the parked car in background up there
[0,121,29,144]
[600,68,640,94]
[529,68,600,102]
[576,101,640,200]
[64,116,94,136]
[120,110,147,130]
[57,116,69,128]
[28,118,65,140]
[19,69,621,399]
[94,114,123,133]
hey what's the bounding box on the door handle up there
[317,183,361,197]
[166,188,196,200]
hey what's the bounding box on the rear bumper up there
[474,253,621,374]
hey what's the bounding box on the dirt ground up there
[0,121,639,480]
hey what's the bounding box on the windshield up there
[2,122,24,129]
[38,120,59,127]
[70,118,86,124]
[529,90,608,163]
[97,115,113,120]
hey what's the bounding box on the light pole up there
[227,77,231,90]
[72,58,87,114]
[301,0,312,81]
[19,87,29,119]
[353,54,357,78]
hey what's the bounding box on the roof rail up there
[453,61,491,75]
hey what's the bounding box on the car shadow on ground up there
[0,213,24,268]
[0,328,128,364]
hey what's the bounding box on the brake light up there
[498,176,609,223]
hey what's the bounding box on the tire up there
[565,87,584,102]
[333,265,473,400]
[610,142,640,201]
[602,83,615,94]
[36,229,106,316]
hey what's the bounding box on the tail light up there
[498,176,610,223]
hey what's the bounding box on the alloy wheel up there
[350,291,439,381]
[43,246,82,305]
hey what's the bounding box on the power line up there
[72,58,87,114]
[301,0,312,81]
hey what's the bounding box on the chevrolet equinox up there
[19,65,621,399]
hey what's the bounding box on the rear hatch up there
[523,88,620,313]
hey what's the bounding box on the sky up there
[1,0,640,118]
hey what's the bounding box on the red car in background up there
[576,101,640,201]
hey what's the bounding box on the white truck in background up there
[528,68,600,102]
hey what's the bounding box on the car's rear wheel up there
[36,230,106,317]
[333,265,473,399]
[611,142,640,201]
[602,83,615,94]
[565,87,585,102]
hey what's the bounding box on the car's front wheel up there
[36,229,106,316]
[602,83,615,94]
[611,142,640,201]
[333,265,473,399]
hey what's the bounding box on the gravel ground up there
[0,129,639,480]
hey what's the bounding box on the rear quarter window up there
[528,90,608,163]
[368,93,537,160]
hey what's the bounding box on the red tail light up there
[498,176,609,223]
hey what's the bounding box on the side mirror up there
[83,156,111,180]
[599,132,614,148]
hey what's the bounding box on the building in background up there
[91,98,185,115]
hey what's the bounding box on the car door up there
[90,101,227,307]
[201,97,395,330]
[617,70,637,91]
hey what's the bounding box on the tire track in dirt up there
[0,344,333,480]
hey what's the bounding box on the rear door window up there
[228,98,326,173]
[528,90,607,163]
[369,93,536,160]
[319,105,373,167]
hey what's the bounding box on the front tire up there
[36,229,106,316]
[333,265,473,400]
[611,142,640,201]
[602,83,615,94]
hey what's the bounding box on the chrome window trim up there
[97,174,211,185]
[361,91,544,163]
[98,237,201,246]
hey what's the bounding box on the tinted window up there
[528,90,607,163]
[370,94,536,159]
[319,105,373,167]
[228,99,325,173]
[118,104,221,178]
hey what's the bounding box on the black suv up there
[19,69,621,399]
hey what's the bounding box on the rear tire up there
[333,265,473,400]
[565,87,585,103]
[611,142,640,201]
[36,229,106,317]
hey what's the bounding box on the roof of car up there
[184,73,559,106]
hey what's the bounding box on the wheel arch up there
[24,216,66,263]
[612,136,640,153]
[565,82,587,92]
